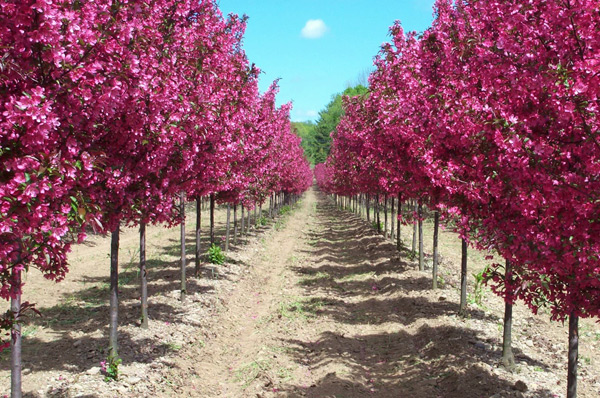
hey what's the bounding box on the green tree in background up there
[292,84,368,165]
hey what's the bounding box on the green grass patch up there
[234,359,273,389]
[299,271,331,286]
[338,271,376,282]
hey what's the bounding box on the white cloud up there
[301,19,328,39]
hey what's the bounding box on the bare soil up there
[1,188,599,397]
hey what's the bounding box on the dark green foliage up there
[291,85,368,165]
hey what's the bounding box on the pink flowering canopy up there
[0,0,311,347]
[324,0,600,322]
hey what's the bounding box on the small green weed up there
[101,354,121,382]
[279,205,292,215]
[468,265,490,307]
[257,216,268,226]
[206,243,225,265]
[299,272,331,286]
[234,359,272,389]
[279,297,329,319]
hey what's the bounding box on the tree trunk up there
[195,196,201,277]
[432,211,439,289]
[376,195,381,233]
[109,227,120,358]
[209,194,215,245]
[397,193,402,251]
[418,202,424,271]
[412,200,417,254]
[246,205,250,234]
[11,267,22,398]
[366,194,370,222]
[180,192,186,302]
[501,260,515,369]
[384,195,388,239]
[241,205,245,237]
[225,204,231,252]
[567,312,579,398]
[390,196,395,241]
[233,204,238,244]
[139,223,148,329]
[459,239,468,316]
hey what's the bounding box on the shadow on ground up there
[277,191,554,398]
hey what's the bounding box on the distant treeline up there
[292,85,368,166]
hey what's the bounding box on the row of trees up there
[315,1,599,397]
[0,1,311,396]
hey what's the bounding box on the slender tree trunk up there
[269,195,273,218]
[376,195,381,233]
[412,200,417,254]
[225,205,231,252]
[109,227,120,358]
[139,223,148,329]
[246,205,250,234]
[233,205,238,245]
[209,194,215,245]
[459,239,468,316]
[567,312,579,398]
[432,211,439,289]
[195,196,202,277]
[241,205,245,237]
[366,194,370,222]
[391,197,395,241]
[384,195,389,239]
[11,266,22,398]
[397,194,402,251]
[418,202,424,271]
[502,261,516,369]
[254,203,258,226]
[180,192,186,302]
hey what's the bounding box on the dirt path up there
[172,189,600,398]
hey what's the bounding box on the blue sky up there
[217,1,437,122]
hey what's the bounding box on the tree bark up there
[432,211,439,289]
[366,194,370,222]
[459,239,468,316]
[233,204,238,244]
[241,204,245,237]
[109,227,120,358]
[246,205,250,234]
[567,312,579,398]
[195,196,201,277]
[384,195,389,239]
[397,193,402,251]
[180,192,186,302]
[139,223,148,329]
[412,200,417,254]
[376,195,381,233]
[418,202,424,271]
[225,204,231,252]
[390,196,395,241]
[501,260,515,369]
[209,193,215,245]
[11,266,22,398]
